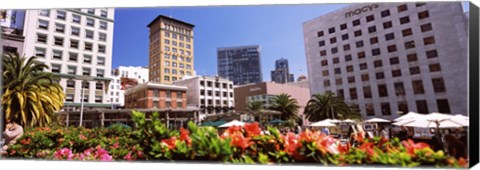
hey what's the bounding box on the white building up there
[109,66,149,107]
[20,8,115,111]
[173,75,235,120]
[303,2,468,120]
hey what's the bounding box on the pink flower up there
[123,152,132,161]
[113,143,119,149]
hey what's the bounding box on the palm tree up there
[268,93,300,122]
[245,100,264,112]
[2,53,65,127]
[304,92,358,122]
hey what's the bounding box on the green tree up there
[268,93,300,124]
[245,100,265,112]
[2,53,65,127]
[304,92,361,122]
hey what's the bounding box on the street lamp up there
[75,75,95,127]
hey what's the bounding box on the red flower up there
[180,127,192,145]
[224,125,242,137]
[283,132,303,158]
[20,138,31,145]
[337,143,351,154]
[402,139,430,156]
[161,137,177,150]
[244,122,261,137]
[358,142,375,156]
[458,157,468,168]
[299,129,321,142]
[230,133,253,150]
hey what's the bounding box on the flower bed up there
[5,111,468,168]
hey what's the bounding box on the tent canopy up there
[309,120,337,127]
[219,120,245,128]
[364,118,391,123]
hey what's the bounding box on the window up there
[330,37,337,44]
[412,80,425,94]
[56,11,66,20]
[432,78,446,93]
[349,88,357,100]
[398,4,408,12]
[343,44,350,51]
[83,67,91,76]
[101,10,108,17]
[398,102,409,115]
[52,50,63,60]
[322,70,329,76]
[38,20,49,30]
[98,45,106,53]
[337,89,344,99]
[72,15,81,24]
[390,57,400,65]
[416,100,429,113]
[172,34,177,39]
[429,63,441,72]
[335,78,342,85]
[418,10,430,20]
[164,61,170,66]
[55,23,65,33]
[324,80,330,87]
[333,57,340,64]
[355,41,364,48]
[87,9,95,14]
[100,21,107,30]
[341,34,349,40]
[317,31,324,37]
[328,27,335,34]
[348,76,355,83]
[318,40,325,47]
[83,55,92,63]
[172,69,177,75]
[54,37,64,46]
[51,64,61,73]
[376,72,385,79]
[387,45,397,53]
[320,50,327,56]
[354,30,362,37]
[370,37,378,44]
[352,19,360,26]
[378,84,388,97]
[334,68,341,74]
[207,90,212,96]
[392,69,402,77]
[165,91,171,98]
[366,104,375,116]
[394,82,405,96]
[186,65,191,69]
[164,68,170,74]
[71,27,80,36]
[67,80,75,88]
[423,36,435,45]
[363,86,372,98]
[84,43,93,51]
[381,9,390,17]
[321,60,328,66]
[381,103,391,115]
[86,18,95,27]
[407,53,418,62]
[164,76,170,81]
[172,62,177,67]
[99,33,107,41]
[172,41,177,46]
[346,65,354,72]
[437,99,451,113]
[366,15,375,22]
[36,34,47,43]
[416,2,427,6]
[331,47,338,54]
[399,16,410,24]
[372,48,380,56]
[410,66,421,75]
[186,44,191,49]
[361,74,369,81]
[96,82,103,90]
[357,51,365,59]
[374,60,383,67]
[359,63,367,70]
[340,23,347,30]
[368,26,376,33]
[426,50,438,58]
[85,30,94,39]
[404,41,415,49]
[340,55,350,63]
[69,52,78,61]
[70,39,79,49]
[421,23,433,32]
[385,33,395,41]
[97,57,105,65]
[177,91,183,98]
[39,9,50,16]
[383,21,392,29]
[402,28,412,37]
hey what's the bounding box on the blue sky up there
[112,2,470,81]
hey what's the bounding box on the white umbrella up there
[393,112,465,128]
[447,114,469,126]
[322,118,341,123]
[393,111,425,122]
[218,120,245,128]
[309,120,337,127]
[341,119,356,123]
[365,118,391,123]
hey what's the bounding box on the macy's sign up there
[345,4,379,18]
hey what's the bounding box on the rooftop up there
[147,15,195,28]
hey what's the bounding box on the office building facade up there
[147,15,195,84]
[217,45,263,85]
[271,58,294,84]
[20,8,115,111]
[303,2,468,120]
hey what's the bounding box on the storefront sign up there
[345,4,379,18]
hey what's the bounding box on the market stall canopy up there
[392,112,468,128]
[268,119,287,125]
[309,120,337,127]
[324,118,341,123]
[341,119,356,123]
[218,120,245,128]
[364,118,391,123]
[393,111,424,122]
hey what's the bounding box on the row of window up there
[200,80,234,89]
[317,4,428,37]
[151,101,184,109]
[37,20,108,41]
[163,39,192,49]
[65,94,104,103]
[162,46,192,55]
[152,90,184,98]
[34,47,106,65]
[36,35,107,55]
[364,98,449,116]
[39,9,109,21]
[57,65,105,77]
[163,23,193,36]
[66,80,104,90]
[327,78,446,100]
[37,16,108,34]
[200,90,234,97]
[163,68,192,75]
[200,99,231,106]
